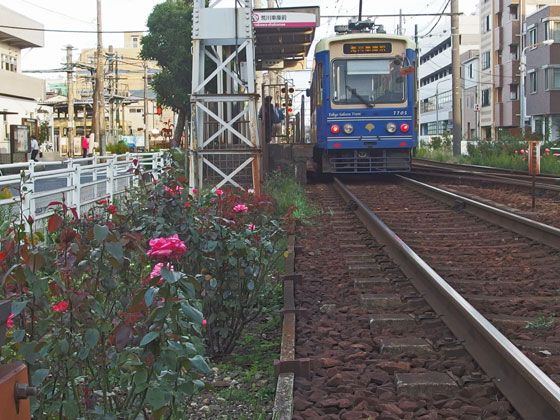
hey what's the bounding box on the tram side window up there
[316,62,323,107]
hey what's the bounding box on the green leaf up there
[63,400,79,420]
[189,355,211,374]
[57,338,69,354]
[209,278,217,288]
[32,368,49,386]
[93,224,109,243]
[105,242,123,261]
[180,302,203,324]
[84,328,100,348]
[145,388,166,410]
[11,300,29,316]
[13,329,25,342]
[140,331,159,346]
[145,286,159,307]
[78,347,90,360]
[247,280,255,291]
[134,367,148,386]
[207,241,218,252]
[161,267,180,284]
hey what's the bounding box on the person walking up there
[30,136,39,162]
[82,135,89,158]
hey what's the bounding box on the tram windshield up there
[331,59,406,106]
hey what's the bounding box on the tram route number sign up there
[343,43,392,54]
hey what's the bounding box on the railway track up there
[290,176,560,419]
[411,158,560,193]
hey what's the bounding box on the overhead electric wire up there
[419,0,451,39]
[0,24,146,34]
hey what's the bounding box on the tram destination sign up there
[343,43,392,54]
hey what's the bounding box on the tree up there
[141,0,193,148]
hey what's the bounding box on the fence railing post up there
[107,156,115,202]
[21,162,35,232]
[72,163,82,216]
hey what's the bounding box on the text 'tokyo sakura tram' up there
[308,20,418,174]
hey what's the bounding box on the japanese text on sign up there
[343,43,393,54]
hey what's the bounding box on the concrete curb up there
[272,233,297,420]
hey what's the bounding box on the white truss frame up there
[189,0,261,193]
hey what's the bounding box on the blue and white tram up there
[309,26,418,173]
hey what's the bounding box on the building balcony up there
[495,100,520,127]
[503,20,520,45]
[502,59,520,83]
[494,27,503,50]
[494,64,503,88]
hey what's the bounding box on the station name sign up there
[343,43,392,54]
[252,11,317,28]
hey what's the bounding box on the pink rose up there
[6,313,14,329]
[248,224,256,231]
[233,204,249,213]
[192,188,198,194]
[215,189,224,196]
[150,262,174,279]
[147,234,187,259]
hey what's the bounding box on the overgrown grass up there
[264,170,320,222]
[415,137,560,174]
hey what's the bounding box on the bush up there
[123,165,288,357]
[107,141,130,155]
[0,172,211,418]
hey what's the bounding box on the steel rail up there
[332,177,560,420]
[398,175,560,249]
[408,169,560,193]
[413,158,560,178]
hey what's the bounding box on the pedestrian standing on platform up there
[82,135,89,158]
[30,136,39,162]
[259,96,275,143]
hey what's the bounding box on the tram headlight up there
[330,125,340,134]
[386,122,397,133]
[343,123,354,134]
[400,123,410,132]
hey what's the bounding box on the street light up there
[520,39,554,136]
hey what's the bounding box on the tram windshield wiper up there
[346,85,374,107]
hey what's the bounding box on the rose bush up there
[0,197,208,419]
[124,165,288,356]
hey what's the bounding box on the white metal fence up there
[0,152,166,230]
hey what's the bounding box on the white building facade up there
[418,14,480,145]
[0,5,46,162]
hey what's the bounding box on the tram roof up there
[314,33,416,54]
[254,7,320,71]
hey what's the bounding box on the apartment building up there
[418,14,480,143]
[524,5,560,140]
[0,5,45,162]
[462,51,480,139]
[479,0,560,139]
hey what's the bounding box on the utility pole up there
[95,0,106,155]
[143,61,149,150]
[398,9,403,35]
[415,24,419,146]
[66,45,75,158]
[107,45,114,145]
[451,0,462,156]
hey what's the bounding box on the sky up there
[1,0,478,88]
